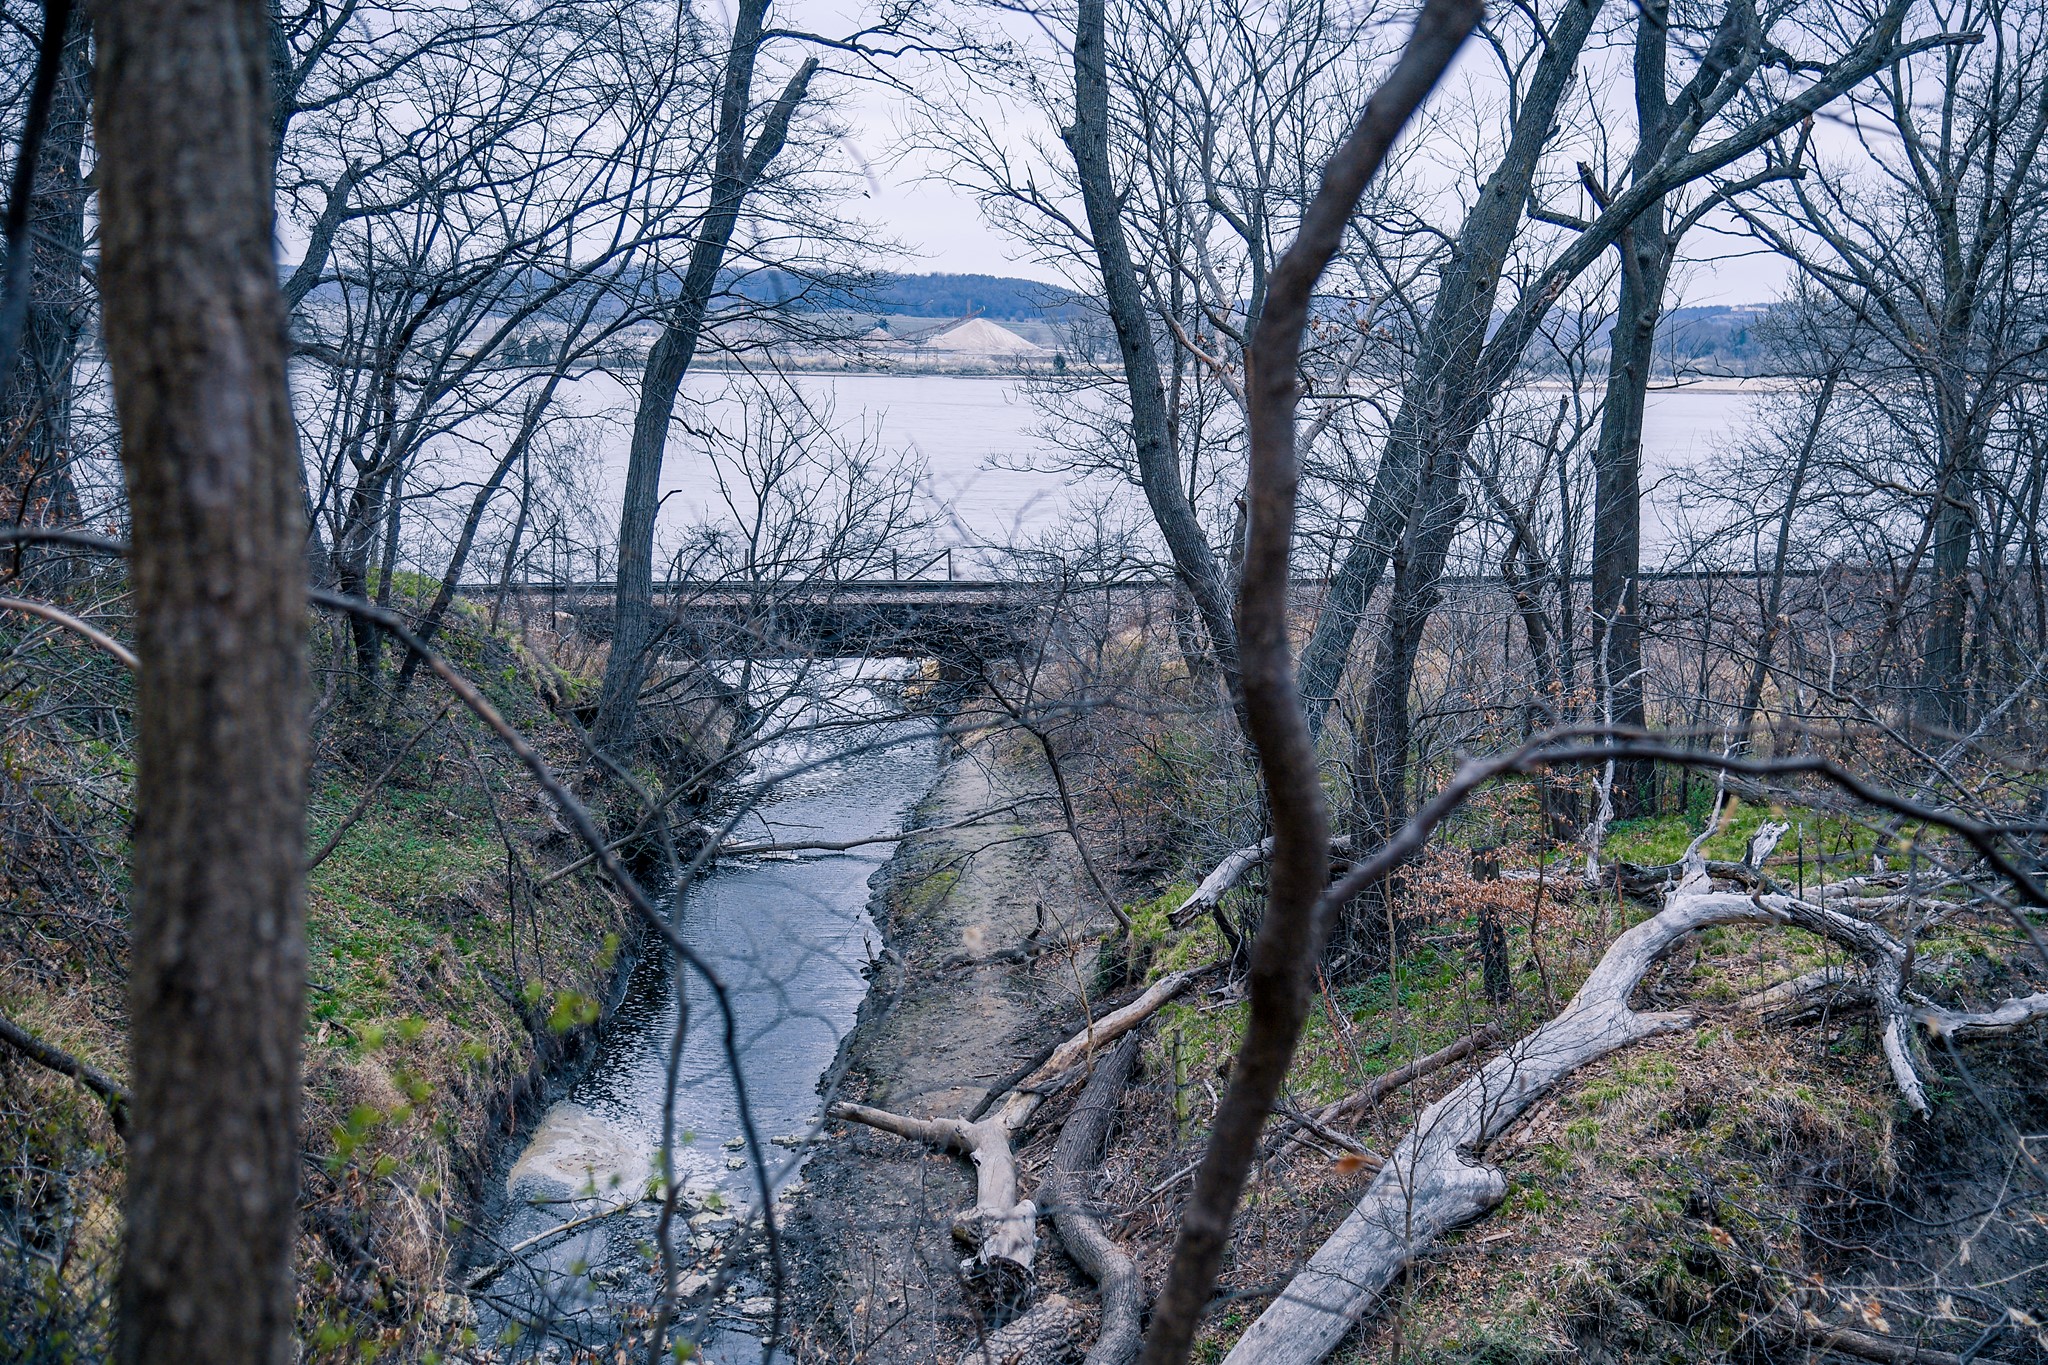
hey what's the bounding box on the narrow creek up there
[471,699,941,1361]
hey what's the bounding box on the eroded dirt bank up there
[785,723,1119,1364]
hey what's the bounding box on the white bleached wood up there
[832,968,1203,1292]
[1220,863,2048,1364]
[1220,889,1781,1365]
[1916,990,2048,1038]
[830,1104,1039,1284]
[1169,839,1350,926]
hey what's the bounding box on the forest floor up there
[785,721,1131,1364]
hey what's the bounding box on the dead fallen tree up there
[832,967,1202,1296]
[1048,1035,1144,1365]
[1765,1300,2017,1365]
[1168,837,1350,928]
[1220,871,1778,1363]
[1217,860,2048,1365]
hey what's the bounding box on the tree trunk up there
[1341,427,1468,959]
[95,1,308,1361]
[1587,0,1705,816]
[1064,0,1242,716]
[1588,238,1667,815]
[1919,423,1977,729]
[1,4,91,541]
[590,0,815,752]
[1296,0,1610,744]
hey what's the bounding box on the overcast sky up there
[768,0,1795,302]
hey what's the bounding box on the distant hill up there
[725,269,1088,322]
[1657,303,1774,373]
[858,273,1085,320]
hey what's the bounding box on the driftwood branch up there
[832,1103,1040,1292]
[833,968,1205,1294]
[465,1196,642,1290]
[1915,990,2048,1038]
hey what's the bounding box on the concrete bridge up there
[471,578,1105,661]
[470,562,1852,664]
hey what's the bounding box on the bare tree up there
[1739,0,2048,729]
[592,0,820,751]
[93,0,307,1360]
[1138,1,1480,1357]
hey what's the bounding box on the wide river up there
[499,371,1763,567]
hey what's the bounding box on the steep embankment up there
[0,589,692,1362]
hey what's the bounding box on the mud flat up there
[786,725,1115,1364]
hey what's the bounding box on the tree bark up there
[957,1295,1088,1365]
[95,2,308,1362]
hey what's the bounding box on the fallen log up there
[833,967,1205,1294]
[989,968,1206,1133]
[465,1196,642,1291]
[1220,863,2048,1364]
[1220,880,1786,1365]
[1169,837,1350,927]
[1048,1036,1144,1365]
[1738,965,1855,1013]
[0,1008,129,1136]
[956,1293,1087,1365]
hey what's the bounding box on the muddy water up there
[473,716,940,1361]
